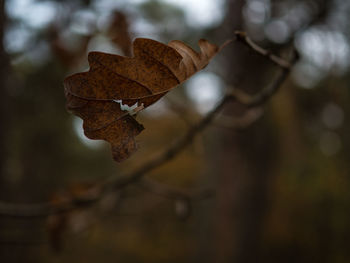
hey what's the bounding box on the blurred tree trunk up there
[0,3,43,262]
[0,0,8,190]
[210,0,277,262]
[0,0,13,261]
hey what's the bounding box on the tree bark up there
[211,0,277,262]
[0,0,8,185]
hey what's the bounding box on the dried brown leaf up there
[64,38,219,162]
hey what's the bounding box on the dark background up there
[0,0,350,262]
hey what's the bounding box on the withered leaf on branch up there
[64,38,219,162]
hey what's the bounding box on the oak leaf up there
[64,38,219,162]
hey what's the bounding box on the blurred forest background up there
[0,0,350,262]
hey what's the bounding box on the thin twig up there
[214,108,264,129]
[232,51,297,107]
[0,201,72,218]
[234,31,292,69]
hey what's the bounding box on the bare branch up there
[234,31,293,69]
[214,108,264,129]
[0,201,71,218]
[0,32,297,218]
[232,59,296,107]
